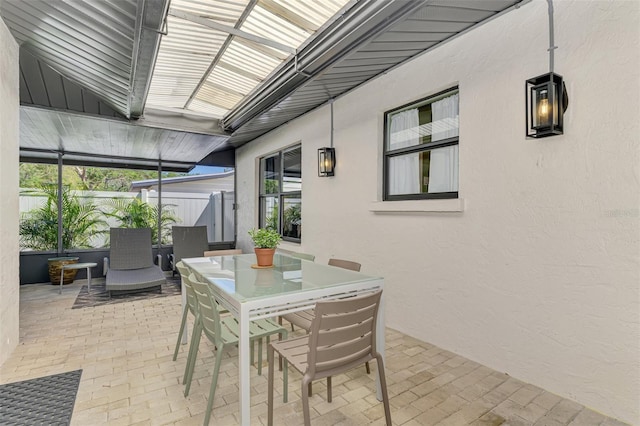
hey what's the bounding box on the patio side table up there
[60,262,97,295]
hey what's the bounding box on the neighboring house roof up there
[130,171,234,191]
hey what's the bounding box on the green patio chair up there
[172,262,198,362]
[185,273,288,426]
[290,252,315,261]
[173,266,261,368]
[277,248,316,261]
[203,248,242,257]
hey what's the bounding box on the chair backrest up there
[177,266,200,316]
[109,227,154,270]
[175,261,189,277]
[277,248,315,261]
[188,273,223,344]
[291,252,315,261]
[204,249,242,257]
[172,226,209,265]
[306,291,382,377]
[328,258,361,272]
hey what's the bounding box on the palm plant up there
[102,197,179,244]
[19,185,108,251]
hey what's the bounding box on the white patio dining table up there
[182,253,385,425]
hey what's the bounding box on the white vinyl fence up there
[19,189,235,249]
[142,190,235,242]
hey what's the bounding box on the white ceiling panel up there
[19,107,228,171]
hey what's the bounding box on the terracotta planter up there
[254,248,276,267]
[48,256,80,285]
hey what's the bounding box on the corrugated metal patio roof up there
[0,0,527,169]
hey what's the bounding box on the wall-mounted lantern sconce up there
[526,0,569,139]
[526,72,568,138]
[318,147,335,177]
[319,99,336,177]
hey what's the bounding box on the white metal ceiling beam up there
[138,107,230,136]
[222,0,430,132]
[129,0,171,119]
[234,37,289,61]
[168,8,296,54]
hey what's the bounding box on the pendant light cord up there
[330,99,334,148]
[547,0,556,73]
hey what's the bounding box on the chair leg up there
[365,361,370,374]
[282,357,288,403]
[375,355,392,426]
[301,377,311,426]
[327,376,332,402]
[203,345,225,426]
[183,321,200,383]
[257,338,263,375]
[172,306,189,361]
[184,324,202,396]
[267,345,275,426]
[277,330,287,371]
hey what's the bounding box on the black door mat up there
[72,276,181,309]
[0,369,82,425]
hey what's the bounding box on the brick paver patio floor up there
[0,280,628,426]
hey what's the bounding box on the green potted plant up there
[20,185,107,285]
[102,197,179,244]
[20,185,107,251]
[248,228,281,267]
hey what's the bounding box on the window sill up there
[369,198,464,213]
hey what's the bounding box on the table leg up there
[239,307,250,425]
[376,290,386,401]
[59,266,64,295]
[87,267,92,293]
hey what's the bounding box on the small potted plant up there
[248,228,281,267]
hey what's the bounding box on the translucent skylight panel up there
[161,20,227,52]
[147,0,351,114]
[272,0,346,27]
[223,41,281,79]
[189,99,229,117]
[171,0,248,23]
[196,84,243,109]
[147,13,228,108]
[154,51,212,69]
[147,0,245,110]
[207,66,258,96]
[241,5,309,49]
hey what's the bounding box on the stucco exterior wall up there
[0,19,20,365]
[235,1,639,423]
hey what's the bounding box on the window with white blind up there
[384,87,459,200]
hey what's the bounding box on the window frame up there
[383,86,459,201]
[258,144,302,243]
